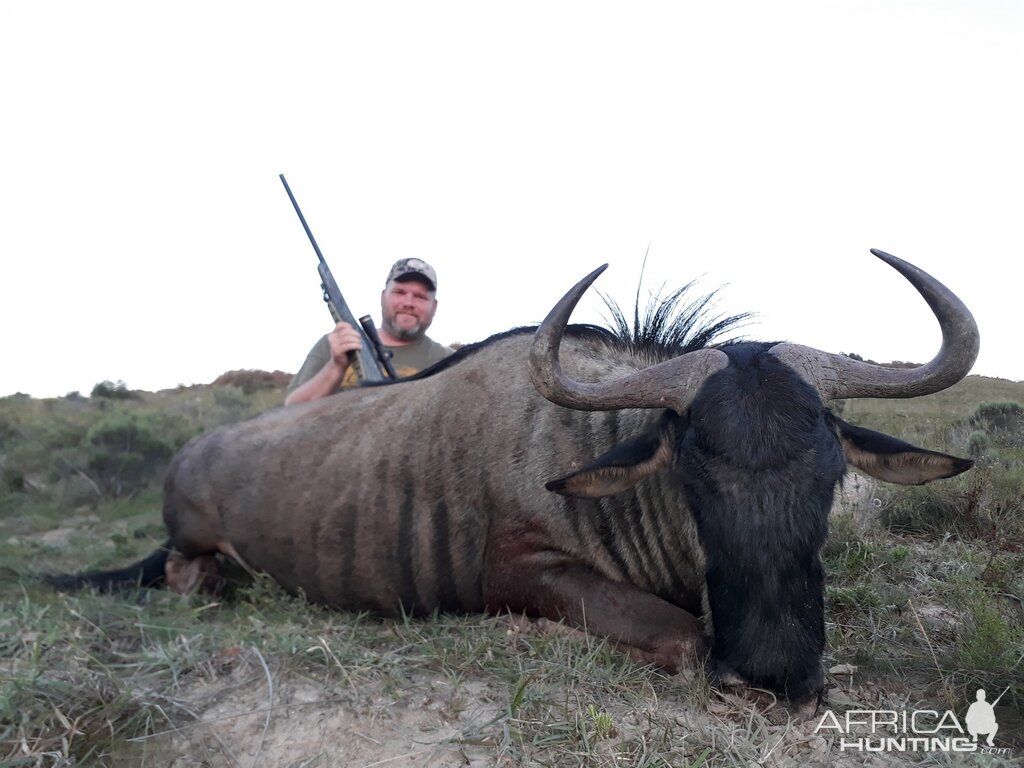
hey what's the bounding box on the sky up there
[2,1,1021,398]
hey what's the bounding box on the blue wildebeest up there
[50,249,978,704]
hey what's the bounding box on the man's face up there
[381,278,438,341]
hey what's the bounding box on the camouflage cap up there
[386,258,437,291]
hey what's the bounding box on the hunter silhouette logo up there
[965,687,1004,747]
[815,684,1011,754]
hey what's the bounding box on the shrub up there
[0,412,21,447]
[954,601,1019,674]
[212,385,251,424]
[968,430,992,459]
[1,463,24,493]
[84,414,174,497]
[90,380,138,400]
[970,402,1024,432]
[212,369,292,394]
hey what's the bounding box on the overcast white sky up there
[2,1,1021,398]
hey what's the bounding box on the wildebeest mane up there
[365,282,750,388]
[360,326,541,387]
[600,281,750,363]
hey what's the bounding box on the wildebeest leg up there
[486,559,706,673]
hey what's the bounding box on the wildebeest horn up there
[529,264,730,413]
[531,250,979,412]
[769,249,980,401]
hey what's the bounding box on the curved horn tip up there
[556,264,610,312]
[584,263,610,284]
[869,248,932,284]
[870,248,901,266]
[529,264,609,407]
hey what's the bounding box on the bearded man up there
[285,258,453,404]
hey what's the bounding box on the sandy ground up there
[125,648,1016,768]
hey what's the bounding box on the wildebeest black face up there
[545,341,971,702]
[532,252,978,703]
[677,342,841,702]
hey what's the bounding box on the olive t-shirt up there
[287,334,454,393]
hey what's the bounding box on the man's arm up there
[285,322,365,405]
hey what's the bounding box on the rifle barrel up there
[279,174,327,266]
[280,174,390,382]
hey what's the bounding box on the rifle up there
[279,174,397,381]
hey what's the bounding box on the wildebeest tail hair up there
[41,541,170,592]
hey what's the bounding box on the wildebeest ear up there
[546,427,673,498]
[832,416,973,485]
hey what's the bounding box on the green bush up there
[84,413,174,497]
[968,430,992,458]
[0,412,21,447]
[1,464,24,493]
[970,402,1024,433]
[980,466,1024,540]
[90,380,138,400]
[212,369,291,394]
[954,601,1019,674]
[212,385,251,423]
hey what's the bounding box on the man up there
[285,258,453,405]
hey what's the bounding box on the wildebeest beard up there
[675,342,840,702]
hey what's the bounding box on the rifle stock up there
[280,174,389,382]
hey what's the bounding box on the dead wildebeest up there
[48,249,978,706]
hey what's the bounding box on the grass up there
[2,374,1024,765]
[1,582,729,766]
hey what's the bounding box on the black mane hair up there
[361,326,539,386]
[600,281,751,361]
[363,281,751,387]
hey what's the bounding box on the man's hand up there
[327,321,364,366]
[285,322,365,405]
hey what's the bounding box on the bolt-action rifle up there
[279,174,398,381]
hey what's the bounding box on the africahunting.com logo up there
[814,687,1011,756]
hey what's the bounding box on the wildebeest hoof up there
[789,692,822,723]
[165,552,221,595]
[712,668,747,689]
